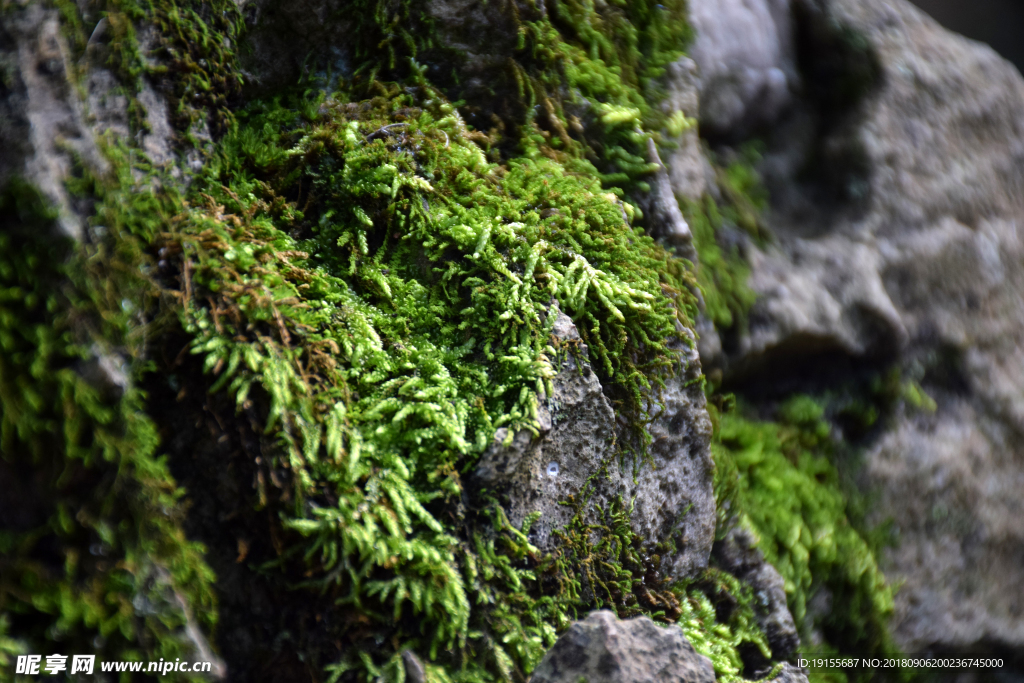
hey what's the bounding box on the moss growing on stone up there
[345,0,693,196]
[710,395,904,683]
[147,82,712,680]
[686,195,758,332]
[0,175,218,679]
[3,1,911,681]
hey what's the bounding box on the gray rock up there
[637,331,716,578]
[2,3,105,239]
[402,650,426,683]
[1,3,183,226]
[474,306,618,551]
[528,610,716,683]
[683,0,1024,658]
[642,137,698,264]
[713,526,800,660]
[688,0,798,136]
[474,308,716,578]
[659,57,713,203]
[768,663,810,683]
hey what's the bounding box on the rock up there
[528,610,716,683]
[684,0,1024,659]
[1,3,182,229]
[687,0,798,136]
[642,137,698,263]
[402,650,426,683]
[638,332,717,578]
[473,306,618,551]
[713,526,801,660]
[659,57,713,203]
[1,3,105,239]
[473,308,716,578]
[768,662,810,683]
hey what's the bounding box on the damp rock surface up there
[683,0,1024,659]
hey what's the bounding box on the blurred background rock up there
[908,0,1024,72]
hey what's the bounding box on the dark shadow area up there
[908,0,1024,74]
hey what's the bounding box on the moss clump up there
[0,175,217,678]
[144,81,708,679]
[710,395,904,683]
[70,0,244,135]
[345,0,693,195]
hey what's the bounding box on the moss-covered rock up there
[0,0,914,681]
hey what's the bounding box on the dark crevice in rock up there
[145,344,326,683]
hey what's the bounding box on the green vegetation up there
[686,145,767,332]
[710,395,904,683]
[348,0,693,193]
[0,175,217,677]
[0,0,909,681]
[158,83,715,680]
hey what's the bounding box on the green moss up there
[685,144,769,332]
[144,83,708,680]
[0,176,217,680]
[59,0,244,136]
[710,396,905,683]
[11,2,909,681]
[686,195,757,331]
[345,0,693,197]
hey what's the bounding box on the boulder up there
[474,307,716,578]
[678,0,1024,659]
[687,0,798,136]
[528,610,716,683]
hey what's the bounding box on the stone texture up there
[1,3,105,239]
[683,0,1024,659]
[713,526,801,660]
[659,57,713,203]
[528,610,716,683]
[687,0,798,136]
[473,308,716,578]
[768,663,811,683]
[473,306,618,551]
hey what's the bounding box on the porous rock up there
[528,610,716,683]
[473,308,716,578]
[685,0,1024,659]
[713,526,800,660]
[473,306,618,551]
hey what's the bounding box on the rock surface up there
[768,663,811,683]
[688,0,797,136]
[474,307,716,578]
[1,3,105,239]
[713,527,800,660]
[528,610,716,683]
[681,0,1024,659]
